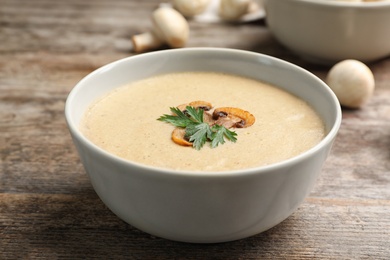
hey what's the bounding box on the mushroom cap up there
[219,0,251,21]
[326,59,375,108]
[173,0,211,17]
[152,7,189,48]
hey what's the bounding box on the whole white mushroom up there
[326,59,375,108]
[219,0,251,21]
[131,7,189,53]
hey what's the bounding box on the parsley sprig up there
[158,106,237,150]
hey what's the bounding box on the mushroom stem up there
[131,32,163,53]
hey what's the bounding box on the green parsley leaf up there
[186,122,213,150]
[157,107,193,128]
[158,105,239,150]
[211,124,237,148]
[185,106,204,123]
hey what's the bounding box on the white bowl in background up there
[264,0,390,64]
[65,48,341,243]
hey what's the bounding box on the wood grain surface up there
[1,0,390,259]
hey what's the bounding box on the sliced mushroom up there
[212,115,242,129]
[202,110,214,125]
[177,100,213,112]
[172,128,192,146]
[213,107,255,128]
[175,100,213,123]
[171,101,213,146]
[168,103,255,147]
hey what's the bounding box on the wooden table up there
[1,0,390,259]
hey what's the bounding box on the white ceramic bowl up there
[264,0,390,64]
[65,48,341,243]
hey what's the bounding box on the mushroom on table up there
[219,0,251,21]
[173,0,211,17]
[326,59,375,108]
[131,7,189,53]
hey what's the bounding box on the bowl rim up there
[287,0,390,8]
[65,47,342,178]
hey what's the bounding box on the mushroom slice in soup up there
[171,128,192,146]
[213,107,255,128]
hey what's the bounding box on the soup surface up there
[80,72,325,172]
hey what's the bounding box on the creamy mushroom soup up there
[80,72,325,172]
